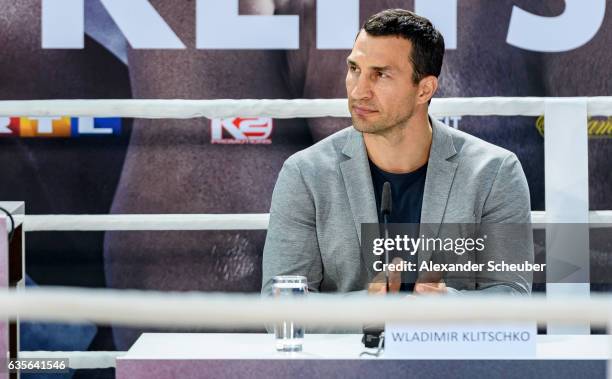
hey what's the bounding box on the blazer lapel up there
[339,128,379,244]
[419,118,459,264]
[339,121,458,269]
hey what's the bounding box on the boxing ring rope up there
[3,96,612,370]
[5,287,612,368]
[16,214,271,231]
[11,211,612,232]
[1,97,611,118]
[3,287,612,329]
[7,288,612,369]
[3,96,611,232]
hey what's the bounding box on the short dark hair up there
[362,9,445,84]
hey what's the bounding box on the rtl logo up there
[0,117,121,138]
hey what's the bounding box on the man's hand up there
[367,257,448,296]
[414,280,447,295]
[368,257,403,295]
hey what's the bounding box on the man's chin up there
[352,120,385,134]
[352,123,368,133]
[351,117,371,131]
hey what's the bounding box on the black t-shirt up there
[369,159,428,292]
[369,160,428,224]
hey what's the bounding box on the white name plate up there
[384,322,536,359]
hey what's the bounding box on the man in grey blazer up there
[262,9,533,298]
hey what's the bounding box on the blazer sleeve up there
[475,153,534,295]
[447,153,533,296]
[261,157,324,296]
[481,153,532,224]
[261,157,367,334]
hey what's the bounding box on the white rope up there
[18,351,123,369]
[531,210,612,225]
[14,211,611,232]
[18,214,270,231]
[2,287,612,328]
[0,99,349,119]
[0,97,611,118]
[430,96,612,117]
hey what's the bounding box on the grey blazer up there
[262,118,533,297]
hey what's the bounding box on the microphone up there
[380,182,392,292]
[362,182,393,349]
[381,182,392,216]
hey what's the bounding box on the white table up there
[116,333,609,378]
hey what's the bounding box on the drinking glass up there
[272,275,308,352]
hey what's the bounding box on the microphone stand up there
[362,182,392,349]
[384,210,390,293]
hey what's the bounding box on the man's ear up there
[417,76,438,105]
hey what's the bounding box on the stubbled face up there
[346,31,420,135]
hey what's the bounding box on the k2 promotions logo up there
[210,117,273,145]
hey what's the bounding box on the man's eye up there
[377,71,386,78]
[349,66,358,72]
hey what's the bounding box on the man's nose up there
[351,75,373,100]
